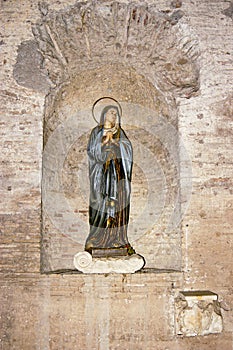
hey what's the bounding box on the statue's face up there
[105,108,117,126]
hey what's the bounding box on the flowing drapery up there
[85,125,133,251]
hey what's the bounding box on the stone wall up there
[0,0,233,349]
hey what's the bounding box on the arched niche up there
[42,64,192,271]
[30,1,199,272]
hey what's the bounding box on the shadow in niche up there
[42,267,182,275]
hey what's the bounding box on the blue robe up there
[85,125,133,251]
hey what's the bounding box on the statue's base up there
[91,247,128,258]
[73,251,145,274]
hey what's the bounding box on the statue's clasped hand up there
[102,131,113,145]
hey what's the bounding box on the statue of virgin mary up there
[85,105,134,255]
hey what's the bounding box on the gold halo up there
[92,97,122,124]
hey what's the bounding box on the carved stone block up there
[175,291,223,337]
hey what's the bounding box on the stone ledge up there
[0,271,184,291]
[180,290,218,301]
[39,268,182,275]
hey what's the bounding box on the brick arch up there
[33,1,199,97]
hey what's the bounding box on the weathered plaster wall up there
[0,1,233,349]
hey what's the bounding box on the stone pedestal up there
[175,290,223,337]
[73,251,145,274]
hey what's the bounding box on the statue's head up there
[99,105,120,127]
